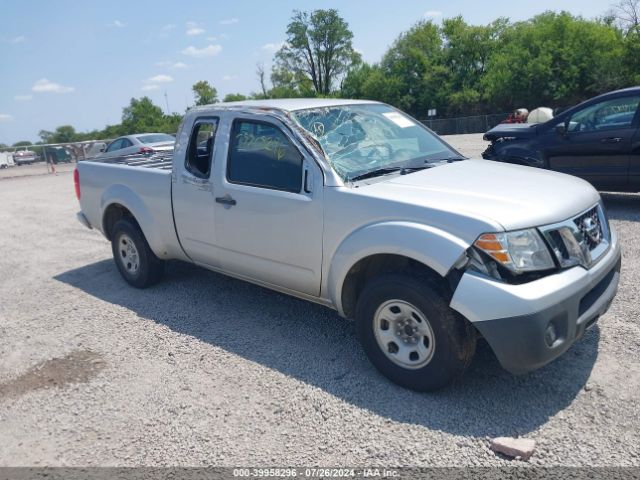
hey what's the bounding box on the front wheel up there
[111,218,164,288]
[355,273,476,392]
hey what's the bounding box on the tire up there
[111,218,164,288]
[355,273,476,392]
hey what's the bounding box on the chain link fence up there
[0,140,111,178]
[1,113,509,178]
[420,113,510,136]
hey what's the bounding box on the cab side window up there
[227,120,303,193]
[568,96,640,133]
[106,139,123,152]
[186,119,219,178]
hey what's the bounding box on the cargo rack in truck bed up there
[85,150,174,170]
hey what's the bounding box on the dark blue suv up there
[483,87,640,192]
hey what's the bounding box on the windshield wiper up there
[438,155,467,163]
[348,165,433,182]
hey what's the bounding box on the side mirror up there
[99,146,106,152]
[555,123,567,136]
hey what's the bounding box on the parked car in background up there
[0,151,15,169]
[48,147,73,164]
[483,87,640,192]
[74,99,620,391]
[12,149,39,166]
[98,133,175,159]
[84,142,107,159]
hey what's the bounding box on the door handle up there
[601,137,622,143]
[215,195,236,206]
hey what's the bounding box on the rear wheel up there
[355,273,476,392]
[111,218,164,288]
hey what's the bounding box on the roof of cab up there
[193,98,381,113]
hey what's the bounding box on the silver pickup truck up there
[75,99,621,391]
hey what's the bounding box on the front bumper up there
[450,227,621,374]
[481,143,496,160]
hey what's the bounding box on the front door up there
[545,95,640,189]
[172,117,220,266]
[212,115,324,296]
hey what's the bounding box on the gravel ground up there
[0,162,76,179]
[442,133,488,158]
[0,136,639,467]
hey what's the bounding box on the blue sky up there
[0,0,611,144]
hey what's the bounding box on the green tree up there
[269,66,315,98]
[223,93,248,102]
[275,9,360,95]
[340,62,374,98]
[12,141,33,147]
[623,26,640,83]
[366,21,446,116]
[101,123,126,139]
[39,125,80,144]
[483,12,627,110]
[192,80,218,106]
[159,113,183,134]
[441,16,507,114]
[121,97,166,134]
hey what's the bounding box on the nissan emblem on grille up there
[576,209,603,249]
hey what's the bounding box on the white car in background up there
[98,133,175,158]
[13,149,38,165]
[83,142,107,159]
[0,151,15,168]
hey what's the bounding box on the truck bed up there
[77,150,186,261]
[85,151,173,171]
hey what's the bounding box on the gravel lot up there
[0,162,76,180]
[0,136,639,467]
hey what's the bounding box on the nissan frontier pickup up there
[74,99,621,391]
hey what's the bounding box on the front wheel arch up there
[327,222,473,318]
[340,253,447,320]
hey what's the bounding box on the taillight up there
[139,147,154,155]
[74,168,81,200]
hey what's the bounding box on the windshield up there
[136,133,175,144]
[291,104,461,181]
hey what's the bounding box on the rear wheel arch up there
[102,203,138,241]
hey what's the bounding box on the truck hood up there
[483,123,538,141]
[366,159,600,231]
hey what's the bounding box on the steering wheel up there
[580,117,597,132]
[365,142,394,160]
[332,141,395,164]
[393,148,417,161]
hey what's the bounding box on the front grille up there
[539,203,611,269]
[573,206,604,251]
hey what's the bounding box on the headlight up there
[473,229,555,274]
